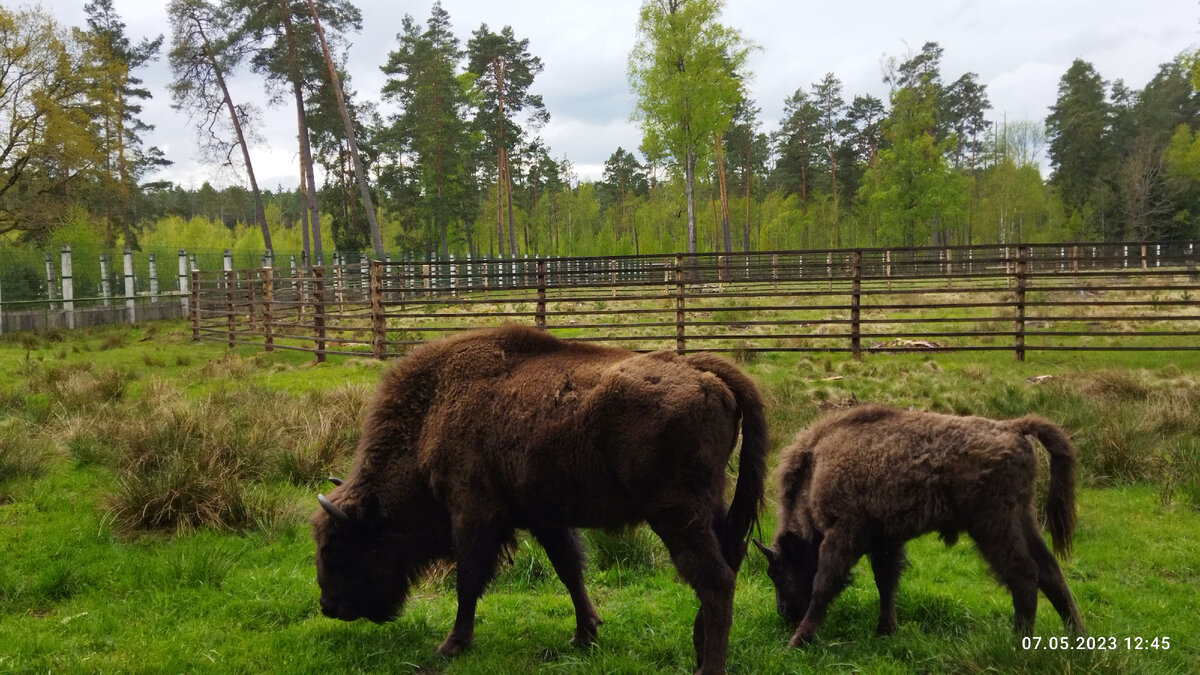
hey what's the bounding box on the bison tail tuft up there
[1011,416,1078,558]
[685,353,768,573]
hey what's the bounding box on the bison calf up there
[758,404,1084,646]
[311,325,766,674]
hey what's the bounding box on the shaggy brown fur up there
[311,325,767,674]
[759,404,1083,646]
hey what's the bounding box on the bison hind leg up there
[968,519,1039,636]
[647,514,735,675]
[1022,516,1085,635]
[868,541,908,636]
[530,527,602,647]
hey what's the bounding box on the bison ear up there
[752,538,777,563]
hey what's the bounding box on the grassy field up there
[1,321,1199,673]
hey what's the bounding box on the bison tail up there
[684,353,768,573]
[1011,416,1078,558]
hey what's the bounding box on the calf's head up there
[756,531,821,623]
[311,483,416,624]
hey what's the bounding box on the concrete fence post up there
[45,254,57,310]
[148,253,159,302]
[100,254,112,307]
[123,248,136,323]
[60,245,74,329]
[178,249,189,313]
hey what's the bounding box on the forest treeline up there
[3,0,1200,266]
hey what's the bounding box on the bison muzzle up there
[312,325,767,674]
[759,404,1085,646]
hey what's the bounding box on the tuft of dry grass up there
[0,419,57,485]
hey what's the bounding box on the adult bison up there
[757,404,1084,646]
[312,325,767,674]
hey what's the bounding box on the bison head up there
[756,531,820,623]
[312,485,415,624]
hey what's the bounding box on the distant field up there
[1,322,1198,672]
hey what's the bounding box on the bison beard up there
[311,325,767,674]
[760,404,1085,647]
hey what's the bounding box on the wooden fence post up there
[851,249,862,361]
[225,268,235,349]
[1014,245,1028,363]
[246,267,258,332]
[190,270,200,341]
[945,248,953,288]
[675,254,686,354]
[313,266,327,364]
[610,259,617,298]
[1141,244,1147,270]
[370,260,385,360]
[885,250,892,290]
[261,266,274,353]
[536,258,547,328]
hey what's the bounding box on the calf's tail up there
[685,353,768,573]
[1010,416,1078,557]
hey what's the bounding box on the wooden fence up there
[190,241,1200,362]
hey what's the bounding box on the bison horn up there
[752,538,776,561]
[317,494,349,523]
[327,476,344,487]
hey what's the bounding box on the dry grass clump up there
[101,382,368,534]
[276,386,369,485]
[0,419,58,485]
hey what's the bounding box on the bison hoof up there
[436,635,472,658]
[570,617,601,647]
[787,629,815,648]
[875,620,897,636]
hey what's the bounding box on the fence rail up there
[189,241,1200,362]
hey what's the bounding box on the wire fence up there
[188,241,1200,362]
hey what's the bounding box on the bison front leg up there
[790,526,864,647]
[437,517,511,658]
[532,527,602,647]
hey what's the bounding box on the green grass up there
[1,321,1199,672]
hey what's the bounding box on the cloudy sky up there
[40,0,1200,188]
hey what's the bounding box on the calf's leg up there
[969,519,1039,635]
[868,541,907,636]
[649,515,736,675]
[437,516,511,657]
[790,525,865,647]
[531,527,602,646]
[1022,515,1085,634]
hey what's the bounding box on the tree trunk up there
[305,0,382,257]
[495,170,505,257]
[280,4,321,263]
[193,16,270,250]
[298,155,311,263]
[715,134,732,255]
[684,144,697,254]
[503,146,517,255]
[116,70,135,249]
